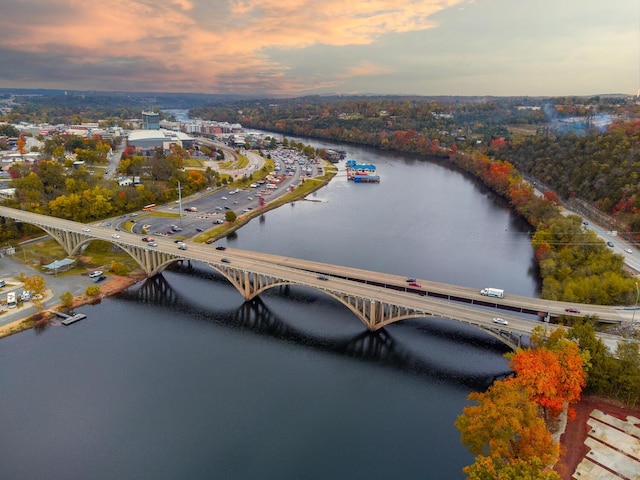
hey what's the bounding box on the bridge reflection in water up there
[115,265,512,391]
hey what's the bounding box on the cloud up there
[0,0,459,94]
[0,0,636,96]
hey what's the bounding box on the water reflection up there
[117,264,511,391]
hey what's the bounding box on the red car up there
[408,282,422,288]
[565,307,580,313]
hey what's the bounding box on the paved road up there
[0,254,89,327]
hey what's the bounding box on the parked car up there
[196,228,203,232]
[492,317,508,325]
[88,270,103,278]
[565,307,581,313]
[607,241,614,247]
[94,275,107,283]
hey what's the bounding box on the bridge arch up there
[217,275,524,349]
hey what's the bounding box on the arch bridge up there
[0,206,627,349]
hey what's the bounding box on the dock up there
[49,310,87,326]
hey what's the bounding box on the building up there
[142,111,160,130]
[127,129,194,151]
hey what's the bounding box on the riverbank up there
[0,160,337,340]
[0,272,145,339]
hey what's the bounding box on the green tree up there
[615,341,640,407]
[59,291,74,308]
[85,285,100,296]
[225,210,237,222]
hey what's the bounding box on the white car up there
[148,241,158,247]
[221,196,228,200]
[88,270,103,278]
[111,233,120,239]
[492,317,508,326]
[82,227,91,232]
[624,248,633,254]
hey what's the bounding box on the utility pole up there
[632,281,639,323]
[177,181,183,228]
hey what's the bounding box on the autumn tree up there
[22,274,46,311]
[463,455,560,480]
[22,274,46,295]
[455,378,559,465]
[507,337,586,419]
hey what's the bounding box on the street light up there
[632,281,639,323]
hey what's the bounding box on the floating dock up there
[49,310,87,326]
[61,314,87,326]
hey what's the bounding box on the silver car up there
[492,317,508,326]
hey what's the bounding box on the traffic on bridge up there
[0,205,632,348]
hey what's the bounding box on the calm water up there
[0,136,539,480]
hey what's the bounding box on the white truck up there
[480,287,504,298]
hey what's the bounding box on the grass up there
[15,237,140,280]
[183,158,206,168]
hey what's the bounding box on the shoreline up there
[0,272,145,339]
[0,165,337,340]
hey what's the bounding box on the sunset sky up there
[1,0,637,97]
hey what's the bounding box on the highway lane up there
[203,245,630,324]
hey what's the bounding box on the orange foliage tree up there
[508,334,587,419]
[464,455,560,480]
[455,378,559,465]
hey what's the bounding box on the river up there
[0,134,539,480]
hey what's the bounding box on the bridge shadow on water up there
[115,265,512,391]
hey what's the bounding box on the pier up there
[49,311,87,326]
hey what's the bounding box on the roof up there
[43,258,75,270]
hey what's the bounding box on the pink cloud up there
[0,0,463,94]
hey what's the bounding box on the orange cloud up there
[0,0,463,94]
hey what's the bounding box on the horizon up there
[0,87,634,101]
[1,0,637,98]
